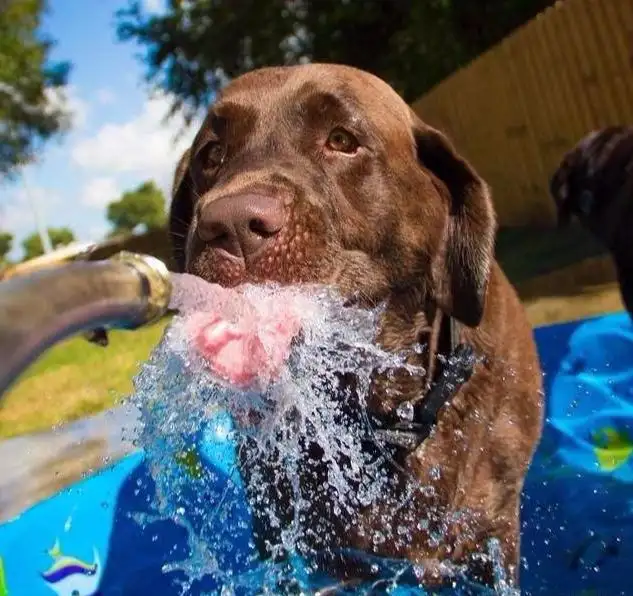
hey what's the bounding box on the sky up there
[0,0,203,259]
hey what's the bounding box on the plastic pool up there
[1,311,632,595]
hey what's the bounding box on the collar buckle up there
[370,318,478,453]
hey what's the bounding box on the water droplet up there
[417,519,430,531]
[396,400,415,421]
[131,277,460,584]
[372,531,386,545]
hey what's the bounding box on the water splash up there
[128,273,514,594]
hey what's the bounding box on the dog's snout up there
[197,194,286,258]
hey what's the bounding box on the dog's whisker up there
[170,214,193,229]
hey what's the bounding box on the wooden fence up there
[411,0,633,226]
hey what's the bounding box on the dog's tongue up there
[187,289,306,390]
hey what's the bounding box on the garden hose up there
[0,251,172,397]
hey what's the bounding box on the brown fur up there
[550,126,633,317]
[169,63,543,588]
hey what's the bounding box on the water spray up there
[0,250,504,593]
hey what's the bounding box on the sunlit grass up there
[0,319,169,439]
[522,282,623,327]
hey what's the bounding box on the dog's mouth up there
[187,200,331,288]
[178,275,474,455]
[187,297,306,392]
[188,246,320,288]
[173,274,394,429]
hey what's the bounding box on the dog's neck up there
[238,289,477,570]
[366,292,476,454]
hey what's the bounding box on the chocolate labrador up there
[169,63,543,590]
[550,126,633,318]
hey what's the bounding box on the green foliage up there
[117,0,554,122]
[106,180,167,234]
[0,231,13,262]
[21,226,75,260]
[0,0,73,179]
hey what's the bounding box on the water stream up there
[127,272,513,595]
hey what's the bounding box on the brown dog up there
[169,63,543,590]
[550,126,633,317]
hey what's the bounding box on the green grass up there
[0,319,169,440]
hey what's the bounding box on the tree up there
[106,181,167,235]
[0,231,13,263]
[116,0,555,123]
[22,226,74,261]
[0,0,72,179]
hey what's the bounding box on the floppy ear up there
[413,121,496,327]
[169,148,193,272]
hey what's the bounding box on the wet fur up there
[169,64,543,588]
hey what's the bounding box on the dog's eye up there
[199,142,225,168]
[326,128,359,154]
[191,141,226,191]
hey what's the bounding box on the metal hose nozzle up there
[109,251,172,327]
[0,251,172,398]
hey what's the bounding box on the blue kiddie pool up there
[1,311,633,595]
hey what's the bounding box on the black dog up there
[550,126,633,317]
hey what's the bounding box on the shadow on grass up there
[496,224,616,299]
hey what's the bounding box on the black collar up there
[369,314,477,453]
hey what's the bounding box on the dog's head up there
[550,126,633,236]
[170,64,496,328]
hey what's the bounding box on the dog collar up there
[369,315,477,452]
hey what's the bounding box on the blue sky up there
[1,0,201,259]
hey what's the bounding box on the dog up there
[550,126,633,318]
[168,63,543,590]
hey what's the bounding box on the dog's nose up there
[197,194,285,258]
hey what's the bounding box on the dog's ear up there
[170,148,193,272]
[413,119,496,327]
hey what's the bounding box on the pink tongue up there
[189,294,304,390]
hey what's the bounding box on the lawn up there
[0,319,169,440]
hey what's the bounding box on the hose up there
[0,251,171,397]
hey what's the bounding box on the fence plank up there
[412,0,633,226]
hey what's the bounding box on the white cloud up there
[95,88,116,106]
[81,177,121,208]
[70,93,200,190]
[45,85,89,129]
[0,201,33,234]
[143,0,165,13]
[0,82,88,130]
[0,185,60,236]
[87,224,110,243]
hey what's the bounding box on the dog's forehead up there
[216,64,414,133]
